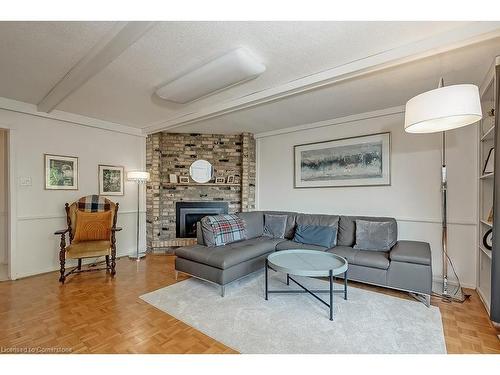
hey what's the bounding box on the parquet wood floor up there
[0,255,498,354]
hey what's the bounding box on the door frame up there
[0,125,15,280]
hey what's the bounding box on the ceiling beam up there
[143,21,500,134]
[37,21,155,113]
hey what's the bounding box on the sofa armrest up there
[390,240,431,266]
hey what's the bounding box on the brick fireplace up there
[146,132,256,253]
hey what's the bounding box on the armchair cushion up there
[73,210,112,242]
[66,240,111,259]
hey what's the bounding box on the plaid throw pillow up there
[207,214,247,247]
[77,195,111,212]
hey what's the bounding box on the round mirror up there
[189,160,213,183]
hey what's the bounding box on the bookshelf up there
[477,56,499,315]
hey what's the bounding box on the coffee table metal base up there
[265,259,348,321]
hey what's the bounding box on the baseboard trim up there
[432,276,475,290]
[9,252,137,280]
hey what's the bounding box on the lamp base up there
[128,252,146,261]
[432,280,466,303]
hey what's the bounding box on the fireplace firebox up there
[176,201,229,238]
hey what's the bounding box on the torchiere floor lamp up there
[127,171,150,261]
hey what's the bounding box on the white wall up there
[256,107,478,288]
[0,109,146,279]
[0,130,7,265]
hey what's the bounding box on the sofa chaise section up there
[175,235,282,296]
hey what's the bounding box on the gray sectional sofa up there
[174,211,432,305]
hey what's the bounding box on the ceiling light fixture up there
[155,47,266,104]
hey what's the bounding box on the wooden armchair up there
[54,195,122,283]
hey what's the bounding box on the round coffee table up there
[265,249,348,320]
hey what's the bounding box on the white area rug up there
[140,271,446,354]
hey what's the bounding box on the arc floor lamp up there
[127,171,150,261]
[405,79,482,302]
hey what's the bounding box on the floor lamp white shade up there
[127,171,149,260]
[405,84,482,133]
[404,81,482,302]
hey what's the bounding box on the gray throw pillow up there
[263,214,287,239]
[353,220,397,251]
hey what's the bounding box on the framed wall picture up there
[483,147,494,174]
[294,132,391,188]
[98,165,124,196]
[215,177,225,184]
[44,154,78,190]
[227,175,235,184]
[179,176,190,184]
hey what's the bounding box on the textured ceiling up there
[56,21,469,127]
[0,21,114,104]
[0,21,498,134]
[176,37,500,135]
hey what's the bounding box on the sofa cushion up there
[329,246,358,264]
[389,240,431,266]
[275,240,327,252]
[353,250,390,270]
[262,211,298,239]
[295,213,339,228]
[329,246,389,270]
[236,211,264,239]
[293,224,337,248]
[175,237,282,270]
[353,220,397,251]
[338,216,397,247]
[263,214,287,239]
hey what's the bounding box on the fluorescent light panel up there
[156,47,266,104]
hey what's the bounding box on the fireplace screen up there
[176,201,229,238]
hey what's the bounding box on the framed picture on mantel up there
[294,132,391,188]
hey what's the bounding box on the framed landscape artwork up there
[294,132,391,188]
[44,154,78,190]
[98,165,124,196]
